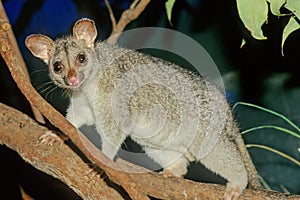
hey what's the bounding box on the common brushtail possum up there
[25,18,261,199]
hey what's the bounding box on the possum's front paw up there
[161,169,179,178]
[223,183,243,200]
[161,158,188,178]
[162,166,187,178]
[39,131,64,146]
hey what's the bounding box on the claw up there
[161,170,176,178]
[84,163,104,183]
[39,131,64,146]
[223,184,243,200]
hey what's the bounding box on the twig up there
[104,0,117,30]
[130,0,141,9]
[106,0,151,44]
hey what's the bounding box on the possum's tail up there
[234,132,262,188]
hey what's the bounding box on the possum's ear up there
[25,34,54,64]
[73,18,97,48]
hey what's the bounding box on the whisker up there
[38,84,55,95]
[30,68,48,76]
[122,140,129,151]
[39,86,52,96]
[50,86,60,101]
[61,88,72,98]
[34,81,53,92]
[34,80,72,102]
[45,85,58,100]
[57,87,66,98]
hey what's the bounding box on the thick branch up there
[0,2,44,124]
[0,103,123,200]
[1,103,300,200]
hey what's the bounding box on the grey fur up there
[25,18,261,200]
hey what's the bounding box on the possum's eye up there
[77,53,86,64]
[53,62,63,73]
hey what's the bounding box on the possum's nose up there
[66,69,79,86]
[69,76,78,86]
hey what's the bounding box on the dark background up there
[1,0,300,199]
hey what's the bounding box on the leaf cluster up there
[236,0,300,55]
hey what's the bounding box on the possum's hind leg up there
[199,137,248,200]
[144,148,189,177]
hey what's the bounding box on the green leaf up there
[247,144,300,167]
[233,102,300,133]
[165,0,176,25]
[268,0,287,16]
[242,124,300,139]
[281,16,300,56]
[285,0,300,19]
[236,0,268,39]
[240,38,246,48]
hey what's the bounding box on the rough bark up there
[0,1,45,124]
[1,103,300,200]
[0,103,123,200]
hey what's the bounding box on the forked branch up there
[105,0,151,44]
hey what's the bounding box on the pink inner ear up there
[38,42,50,58]
[73,19,97,46]
[77,29,94,46]
[26,35,53,60]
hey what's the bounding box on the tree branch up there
[0,103,123,200]
[1,103,299,200]
[106,0,151,44]
[104,0,117,30]
[0,2,45,124]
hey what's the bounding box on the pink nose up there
[69,77,78,86]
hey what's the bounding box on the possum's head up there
[25,18,98,89]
